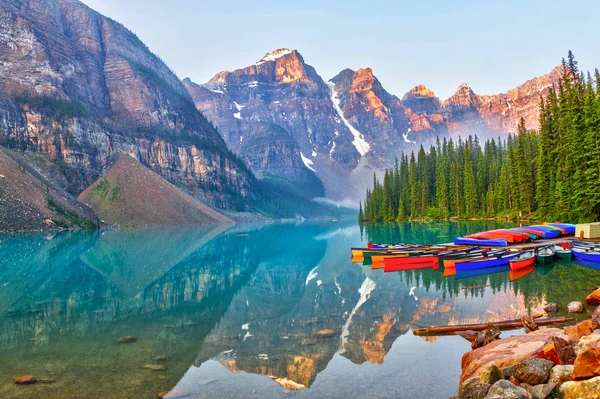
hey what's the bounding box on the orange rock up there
[565,319,600,342]
[586,289,600,305]
[13,375,36,385]
[460,328,569,385]
[573,340,600,380]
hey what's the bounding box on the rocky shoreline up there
[454,289,600,399]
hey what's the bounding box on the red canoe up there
[509,251,536,271]
[383,255,438,272]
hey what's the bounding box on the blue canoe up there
[455,252,520,271]
[573,248,600,263]
[454,265,510,280]
[521,226,561,239]
[454,237,508,247]
[546,223,576,235]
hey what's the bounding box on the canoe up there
[537,224,568,235]
[510,265,535,281]
[511,228,545,239]
[523,226,561,239]
[454,265,510,279]
[469,229,530,243]
[443,249,510,268]
[454,237,508,247]
[467,232,518,244]
[383,262,437,273]
[536,247,556,265]
[509,250,536,271]
[383,255,439,272]
[573,248,600,263]
[546,223,576,235]
[454,253,519,271]
[508,229,539,240]
[552,245,572,260]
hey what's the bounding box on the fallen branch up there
[412,316,574,336]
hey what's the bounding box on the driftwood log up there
[413,316,575,336]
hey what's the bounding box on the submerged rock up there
[13,375,36,385]
[543,303,558,313]
[313,329,336,339]
[155,355,167,361]
[118,336,137,343]
[514,358,554,385]
[586,288,600,305]
[559,376,600,398]
[484,380,532,399]
[567,301,584,314]
[548,365,574,387]
[142,364,167,371]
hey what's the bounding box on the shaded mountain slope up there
[0,146,97,231]
[78,155,232,227]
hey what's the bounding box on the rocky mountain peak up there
[443,82,477,108]
[256,48,295,64]
[402,84,438,100]
[350,68,378,93]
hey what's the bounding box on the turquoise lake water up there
[1,221,600,399]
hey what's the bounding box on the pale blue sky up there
[82,0,600,99]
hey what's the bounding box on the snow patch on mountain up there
[305,266,319,285]
[403,128,415,144]
[256,49,294,65]
[327,82,370,156]
[300,152,316,172]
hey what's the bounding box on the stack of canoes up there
[572,241,600,263]
[454,223,575,246]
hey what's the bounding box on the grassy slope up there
[78,155,232,227]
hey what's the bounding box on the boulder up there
[313,329,336,339]
[576,332,600,354]
[514,358,554,385]
[543,303,558,313]
[479,365,503,385]
[593,306,600,321]
[460,329,570,385]
[118,336,137,343]
[501,364,520,379]
[586,288,600,305]
[559,376,600,399]
[537,336,576,365]
[567,301,584,313]
[548,365,574,387]
[528,383,556,399]
[484,380,532,399]
[572,338,600,380]
[459,379,491,399]
[565,318,600,342]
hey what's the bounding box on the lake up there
[1,221,600,399]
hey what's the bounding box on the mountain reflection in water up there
[1,221,600,399]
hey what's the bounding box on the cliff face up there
[330,68,448,168]
[0,0,255,209]
[184,49,366,200]
[440,66,562,137]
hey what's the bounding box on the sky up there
[82,0,600,99]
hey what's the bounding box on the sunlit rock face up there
[0,0,255,208]
[184,49,363,200]
[441,66,562,137]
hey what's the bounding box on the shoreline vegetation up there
[360,52,600,225]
